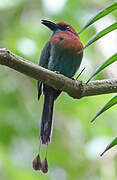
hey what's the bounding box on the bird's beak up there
[41,20,58,31]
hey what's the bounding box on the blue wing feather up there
[39,41,51,68]
[38,41,51,100]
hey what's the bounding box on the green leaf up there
[101,136,117,156]
[91,95,117,122]
[87,53,117,83]
[79,2,117,33]
[84,22,117,49]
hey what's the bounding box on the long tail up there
[40,92,55,145]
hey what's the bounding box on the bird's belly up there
[48,50,82,78]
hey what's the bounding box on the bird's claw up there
[54,71,60,74]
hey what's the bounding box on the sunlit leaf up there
[84,22,117,49]
[101,136,117,156]
[87,53,117,83]
[91,95,117,122]
[79,2,117,33]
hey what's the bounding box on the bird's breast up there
[50,31,83,54]
[48,31,83,78]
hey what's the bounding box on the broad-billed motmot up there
[33,20,83,173]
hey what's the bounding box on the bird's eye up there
[66,26,70,30]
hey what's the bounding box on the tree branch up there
[0,48,117,99]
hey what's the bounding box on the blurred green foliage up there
[0,0,117,180]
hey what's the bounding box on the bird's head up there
[41,19,77,36]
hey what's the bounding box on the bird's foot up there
[54,71,60,74]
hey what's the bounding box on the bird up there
[38,19,83,149]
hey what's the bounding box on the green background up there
[0,0,117,179]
